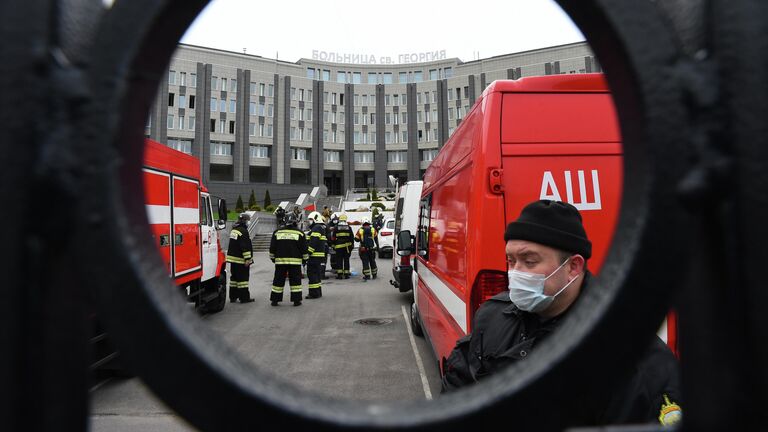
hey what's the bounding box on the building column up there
[374,84,386,188]
[271,74,280,183]
[236,69,250,184]
[197,63,213,184]
[149,69,168,145]
[437,79,448,148]
[312,80,324,186]
[406,83,419,181]
[282,75,291,184]
[344,83,355,191]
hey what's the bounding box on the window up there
[307,128,313,141]
[219,120,226,134]
[168,70,176,85]
[210,97,217,111]
[417,194,432,258]
[449,127,454,136]
[307,68,315,79]
[388,151,407,163]
[339,111,344,124]
[402,131,408,143]
[179,116,185,130]
[429,69,438,81]
[424,92,430,105]
[231,79,237,92]
[299,127,304,141]
[354,112,360,125]
[323,129,328,142]
[432,91,437,104]
[448,89,454,101]
[432,109,438,123]
[249,122,256,136]
[188,116,195,130]
[178,95,186,108]
[385,95,390,106]
[290,107,296,120]
[298,109,304,121]
[464,86,469,98]
[189,95,195,109]
[306,109,312,122]
[229,99,236,113]
[259,83,265,96]
[179,72,186,86]
[258,124,264,137]
[268,104,273,117]
[401,94,407,105]
[307,90,313,101]
[229,121,235,134]
[337,71,346,83]
[385,112,391,124]
[399,72,407,83]
[292,148,308,160]
[418,129,423,142]
[456,88,461,99]
[251,145,269,158]
[385,131,392,144]
[416,93,422,105]
[383,73,393,84]
[332,93,337,105]
[219,99,226,112]
[268,84,274,97]
[413,71,423,82]
[448,108,454,119]
[324,150,341,162]
[422,149,438,161]
[210,119,215,131]
[355,152,375,163]
[322,70,330,81]
[370,112,376,124]
[444,67,453,78]
[221,78,227,91]
[190,73,197,88]
[168,93,175,107]
[250,82,257,95]
[167,139,192,154]
[370,132,376,145]
[291,87,297,100]
[354,131,361,144]
[210,141,232,156]
[167,114,174,129]
[256,103,264,117]
[331,111,336,123]
[401,112,407,124]
[368,72,377,84]
[323,111,329,123]
[353,72,361,84]
[266,124,273,137]
[340,94,344,106]
[290,127,297,140]
[417,111,423,123]
[211,76,218,90]
[249,102,256,115]
[425,111,430,123]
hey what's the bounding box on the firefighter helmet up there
[338,214,348,222]
[308,211,324,224]
[361,217,370,224]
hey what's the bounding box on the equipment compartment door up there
[172,176,202,277]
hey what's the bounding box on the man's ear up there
[568,254,585,276]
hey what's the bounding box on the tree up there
[248,190,257,209]
[371,188,379,201]
[264,189,272,208]
[235,195,244,213]
[366,190,371,201]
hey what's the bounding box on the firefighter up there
[332,214,354,279]
[326,214,340,276]
[227,213,255,303]
[354,217,378,280]
[274,206,287,228]
[305,211,327,299]
[440,200,682,426]
[269,213,308,306]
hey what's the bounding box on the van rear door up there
[500,92,622,273]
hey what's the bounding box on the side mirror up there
[218,198,228,222]
[216,220,226,230]
[397,230,414,255]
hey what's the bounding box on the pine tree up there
[371,188,379,201]
[264,189,272,208]
[248,190,257,209]
[235,195,244,213]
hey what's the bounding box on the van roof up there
[482,74,609,96]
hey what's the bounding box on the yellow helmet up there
[338,214,348,222]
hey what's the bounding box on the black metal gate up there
[2,0,767,430]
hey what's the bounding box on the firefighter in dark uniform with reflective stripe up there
[269,213,308,306]
[227,213,255,303]
[332,214,354,279]
[305,211,327,299]
[354,217,378,280]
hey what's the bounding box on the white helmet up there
[308,211,324,224]
[361,217,370,224]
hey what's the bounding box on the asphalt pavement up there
[90,252,442,431]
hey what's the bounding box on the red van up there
[399,74,625,369]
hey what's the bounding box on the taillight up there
[400,255,410,266]
[470,270,508,318]
[380,231,393,236]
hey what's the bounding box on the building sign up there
[312,50,447,65]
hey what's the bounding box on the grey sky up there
[181,0,585,63]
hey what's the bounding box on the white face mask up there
[508,258,579,313]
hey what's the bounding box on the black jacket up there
[441,272,682,426]
[306,223,327,260]
[226,223,252,264]
[269,227,308,265]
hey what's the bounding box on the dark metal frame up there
[3,0,767,430]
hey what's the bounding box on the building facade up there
[147,42,599,201]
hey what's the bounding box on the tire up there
[410,302,424,337]
[202,269,227,314]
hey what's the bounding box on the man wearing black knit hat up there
[441,200,682,427]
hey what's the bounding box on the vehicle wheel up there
[202,270,227,313]
[410,303,424,337]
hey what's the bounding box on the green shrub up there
[371,188,379,200]
[249,204,261,211]
[235,195,244,213]
[264,189,272,208]
[248,190,257,209]
[371,202,386,210]
[387,193,395,199]
[366,192,371,200]
[265,204,276,213]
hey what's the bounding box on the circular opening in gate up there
[88,0,689,430]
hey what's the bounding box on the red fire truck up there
[143,138,229,312]
[399,74,677,371]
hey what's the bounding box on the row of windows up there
[168,93,195,109]
[211,97,237,113]
[164,140,438,163]
[250,82,275,97]
[167,115,196,131]
[250,102,274,117]
[308,67,453,84]
[168,71,197,87]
